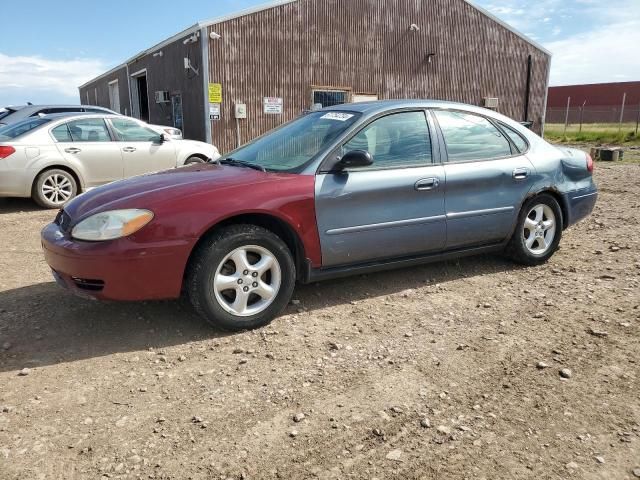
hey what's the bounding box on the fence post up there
[618,92,627,133]
[579,101,586,133]
[636,102,639,137]
[563,97,571,136]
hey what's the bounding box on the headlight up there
[71,209,154,241]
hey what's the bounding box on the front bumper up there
[41,222,193,301]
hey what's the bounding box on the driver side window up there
[342,111,432,169]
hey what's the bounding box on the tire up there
[32,169,78,209]
[506,193,563,266]
[184,156,205,165]
[186,224,296,331]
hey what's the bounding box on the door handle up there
[122,147,137,153]
[512,168,530,180]
[415,177,440,191]
[64,148,81,154]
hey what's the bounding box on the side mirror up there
[160,133,169,143]
[336,150,374,170]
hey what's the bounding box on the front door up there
[432,109,535,249]
[316,110,446,268]
[108,118,177,178]
[52,117,124,187]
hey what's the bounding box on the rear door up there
[108,118,177,177]
[432,109,535,249]
[52,118,124,187]
[315,110,446,268]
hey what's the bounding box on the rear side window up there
[51,124,73,142]
[66,118,111,142]
[110,118,159,142]
[499,122,529,153]
[343,111,432,168]
[434,110,512,162]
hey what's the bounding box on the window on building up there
[313,89,349,108]
[110,118,159,142]
[343,111,432,169]
[434,110,512,162]
[65,118,111,142]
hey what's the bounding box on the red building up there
[546,81,640,124]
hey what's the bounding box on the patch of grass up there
[545,123,640,145]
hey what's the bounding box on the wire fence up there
[546,106,640,125]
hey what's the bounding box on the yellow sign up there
[208,83,222,103]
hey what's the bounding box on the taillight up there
[0,146,16,159]
[586,154,594,173]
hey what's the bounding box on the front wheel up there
[186,225,296,331]
[506,194,563,266]
[184,156,205,165]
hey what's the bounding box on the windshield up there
[0,117,51,141]
[223,111,361,172]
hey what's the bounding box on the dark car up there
[41,100,597,331]
[0,105,118,126]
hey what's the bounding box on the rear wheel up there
[506,194,563,266]
[186,225,296,331]
[33,169,78,209]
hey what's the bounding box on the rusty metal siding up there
[207,0,550,152]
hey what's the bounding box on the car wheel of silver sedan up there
[33,169,78,209]
[506,193,563,266]
[186,224,296,331]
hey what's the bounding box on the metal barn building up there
[79,0,551,151]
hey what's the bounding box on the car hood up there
[64,164,270,220]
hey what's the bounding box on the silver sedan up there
[0,114,220,208]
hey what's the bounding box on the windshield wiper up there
[219,158,266,172]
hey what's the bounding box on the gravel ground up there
[0,159,639,480]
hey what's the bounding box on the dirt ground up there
[1,157,639,480]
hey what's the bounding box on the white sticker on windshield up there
[321,112,354,122]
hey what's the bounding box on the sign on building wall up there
[209,103,221,121]
[208,83,223,103]
[264,97,283,115]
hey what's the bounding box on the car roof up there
[327,99,488,114]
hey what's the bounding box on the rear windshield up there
[0,109,15,122]
[0,117,51,140]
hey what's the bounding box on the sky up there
[0,0,638,106]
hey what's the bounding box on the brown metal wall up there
[80,66,130,115]
[80,36,206,141]
[207,0,550,152]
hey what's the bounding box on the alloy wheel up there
[213,245,282,317]
[523,204,557,255]
[41,173,73,205]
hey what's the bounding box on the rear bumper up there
[0,167,30,197]
[564,187,598,227]
[41,222,193,301]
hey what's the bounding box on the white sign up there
[264,97,283,115]
[209,103,221,121]
[321,112,354,122]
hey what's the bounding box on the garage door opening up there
[130,70,150,122]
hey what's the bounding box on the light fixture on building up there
[426,52,436,63]
[410,24,420,31]
[153,51,163,58]
[210,32,222,40]
[183,32,200,45]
